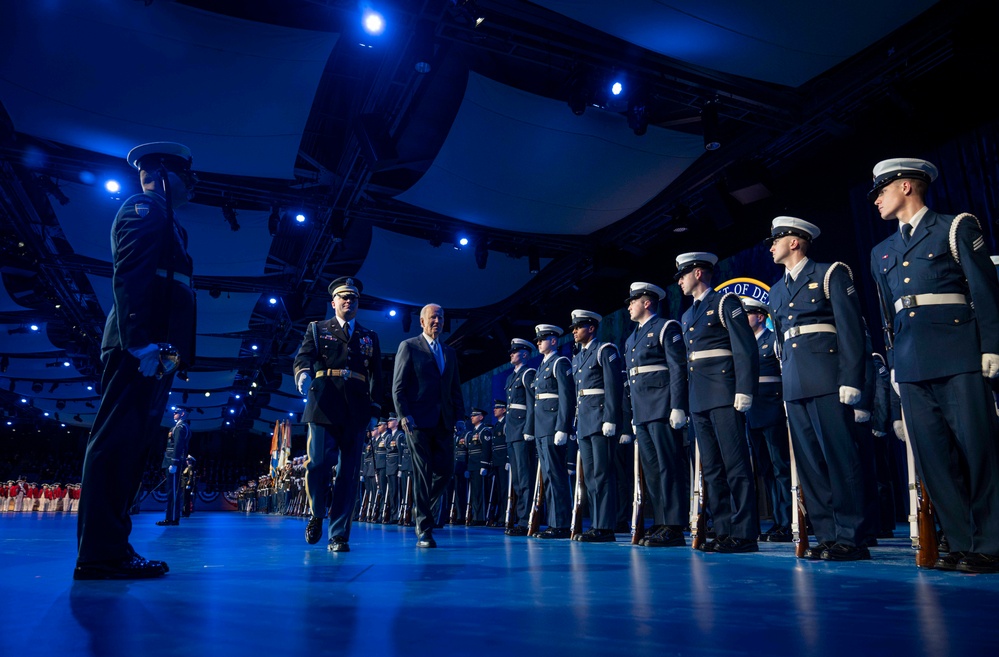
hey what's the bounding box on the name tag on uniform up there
[647,332,654,337]
[808,282,819,289]
[706,310,714,315]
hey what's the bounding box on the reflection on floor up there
[2,513,997,656]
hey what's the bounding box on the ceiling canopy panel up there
[1,323,59,355]
[0,0,338,178]
[395,72,705,235]
[532,1,938,87]
[0,281,32,313]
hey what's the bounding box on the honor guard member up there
[529,324,576,538]
[398,421,414,525]
[869,158,999,573]
[767,217,870,561]
[158,407,191,527]
[359,435,376,521]
[741,298,792,542]
[294,276,383,552]
[490,400,508,526]
[504,339,538,536]
[373,418,389,520]
[569,310,624,542]
[465,408,493,525]
[624,282,690,547]
[676,252,760,553]
[384,414,402,521]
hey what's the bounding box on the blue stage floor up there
[2,512,997,656]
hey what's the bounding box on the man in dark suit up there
[294,276,384,552]
[767,217,870,561]
[503,339,537,536]
[869,158,999,573]
[569,310,624,542]
[392,303,466,548]
[158,407,191,527]
[75,142,197,580]
[676,252,760,553]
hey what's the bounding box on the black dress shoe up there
[578,528,615,543]
[639,525,665,547]
[766,526,793,543]
[505,525,528,536]
[819,543,871,561]
[804,541,835,560]
[715,537,760,554]
[328,536,350,552]
[127,545,169,573]
[938,535,950,554]
[957,552,999,574]
[74,555,167,581]
[155,520,178,526]
[305,515,323,545]
[644,527,686,548]
[933,551,967,571]
[417,532,437,548]
[536,527,571,539]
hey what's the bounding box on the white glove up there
[128,343,161,378]
[983,353,999,378]
[505,463,510,471]
[602,422,616,437]
[480,468,488,476]
[631,423,638,435]
[734,393,753,412]
[554,431,568,446]
[168,465,177,474]
[296,371,313,396]
[839,386,862,405]
[890,369,900,396]
[619,434,633,445]
[524,434,535,442]
[854,409,871,423]
[669,409,687,429]
[400,416,415,432]
[893,420,906,442]
[397,471,402,478]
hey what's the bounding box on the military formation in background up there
[222,157,999,574]
[2,480,79,513]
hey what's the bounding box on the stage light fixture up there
[701,100,721,151]
[295,213,306,223]
[362,9,385,36]
[31,381,43,393]
[0,355,8,373]
[105,180,121,194]
[209,288,221,299]
[268,206,280,236]
[474,239,488,269]
[627,100,648,136]
[528,248,540,275]
[56,400,66,410]
[222,201,240,232]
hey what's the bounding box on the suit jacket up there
[293,318,383,427]
[529,353,575,438]
[871,209,999,382]
[746,328,785,429]
[624,315,688,423]
[768,259,865,402]
[571,341,624,438]
[392,335,465,431]
[103,191,196,366]
[681,290,759,413]
[504,365,536,442]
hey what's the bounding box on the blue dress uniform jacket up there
[871,210,999,382]
[746,328,783,429]
[294,320,383,427]
[767,260,865,400]
[374,431,389,470]
[624,316,688,422]
[681,291,759,413]
[530,355,575,438]
[505,366,536,441]
[385,429,401,476]
[572,342,624,438]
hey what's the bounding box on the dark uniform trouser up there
[384,470,398,519]
[77,347,174,563]
[749,424,792,528]
[613,440,633,528]
[305,423,363,540]
[852,419,881,543]
[871,433,897,533]
[165,469,182,523]
[785,394,866,546]
[691,406,759,540]
[636,420,689,527]
[409,422,455,536]
[490,459,507,522]
[469,464,485,521]
[579,433,616,530]
[901,373,999,554]
[537,435,572,528]
[507,440,532,526]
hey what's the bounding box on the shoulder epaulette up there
[949,212,982,265]
[824,262,854,300]
[717,292,741,329]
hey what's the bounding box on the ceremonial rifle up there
[570,448,585,539]
[504,470,516,531]
[689,443,707,550]
[631,442,645,545]
[526,458,545,537]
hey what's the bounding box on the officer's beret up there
[626,282,665,303]
[509,338,534,354]
[674,252,718,281]
[535,324,563,340]
[569,309,601,329]
[742,297,769,314]
[867,158,938,201]
[127,142,193,172]
[328,276,363,298]
[766,216,820,245]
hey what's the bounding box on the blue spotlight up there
[63,361,71,367]
[362,9,385,36]
[295,213,306,223]
[29,324,39,331]
[388,309,397,317]
[268,297,278,305]
[251,344,258,351]
[105,180,121,194]
[20,398,27,404]
[611,80,623,96]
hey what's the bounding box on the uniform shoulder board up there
[717,292,741,329]
[661,319,681,347]
[824,262,854,300]
[554,355,571,369]
[521,368,537,387]
[950,212,983,265]
[597,342,619,362]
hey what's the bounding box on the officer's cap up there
[673,252,718,281]
[470,408,486,417]
[766,216,820,245]
[535,324,563,340]
[742,297,769,315]
[569,309,601,329]
[173,407,189,415]
[387,412,398,421]
[867,158,938,201]
[626,282,665,303]
[509,338,534,354]
[328,276,362,298]
[127,142,193,172]
[493,399,507,409]
[377,417,387,425]
[186,455,196,463]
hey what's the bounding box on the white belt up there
[689,349,732,361]
[508,403,527,411]
[759,376,781,383]
[156,269,191,287]
[537,393,559,400]
[893,293,967,314]
[629,365,667,376]
[783,324,837,340]
[578,388,604,396]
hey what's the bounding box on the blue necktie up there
[901,224,912,245]
[431,340,444,373]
